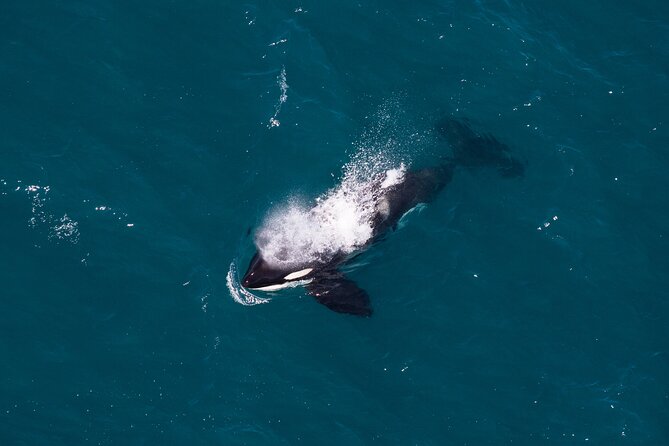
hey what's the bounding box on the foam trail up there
[226,261,271,306]
[268,66,288,128]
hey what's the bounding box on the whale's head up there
[242,252,314,291]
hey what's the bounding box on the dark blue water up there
[2,1,668,444]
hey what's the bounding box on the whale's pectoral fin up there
[307,274,372,317]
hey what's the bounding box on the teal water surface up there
[1,1,668,444]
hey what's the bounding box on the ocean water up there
[1,0,668,444]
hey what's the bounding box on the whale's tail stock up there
[437,117,525,178]
[400,117,525,207]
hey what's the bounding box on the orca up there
[241,118,524,316]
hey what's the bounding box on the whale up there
[241,118,524,316]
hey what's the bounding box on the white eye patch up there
[283,268,313,280]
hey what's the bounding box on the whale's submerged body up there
[242,118,524,316]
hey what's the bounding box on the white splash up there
[255,161,408,269]
[25,184,50,228]
[49,213,80,243]
[226,261,271,306]
[255,101,417,269]
[380,164,406,189]
[268,66,288,128]
[268,38,288,47]
[7,182,81,244]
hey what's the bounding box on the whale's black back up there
[370,164,455,237]
[369,118,524,239]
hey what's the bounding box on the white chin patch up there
[252,278,313,292]
[283,268,313,280]
[253,283,293,292]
